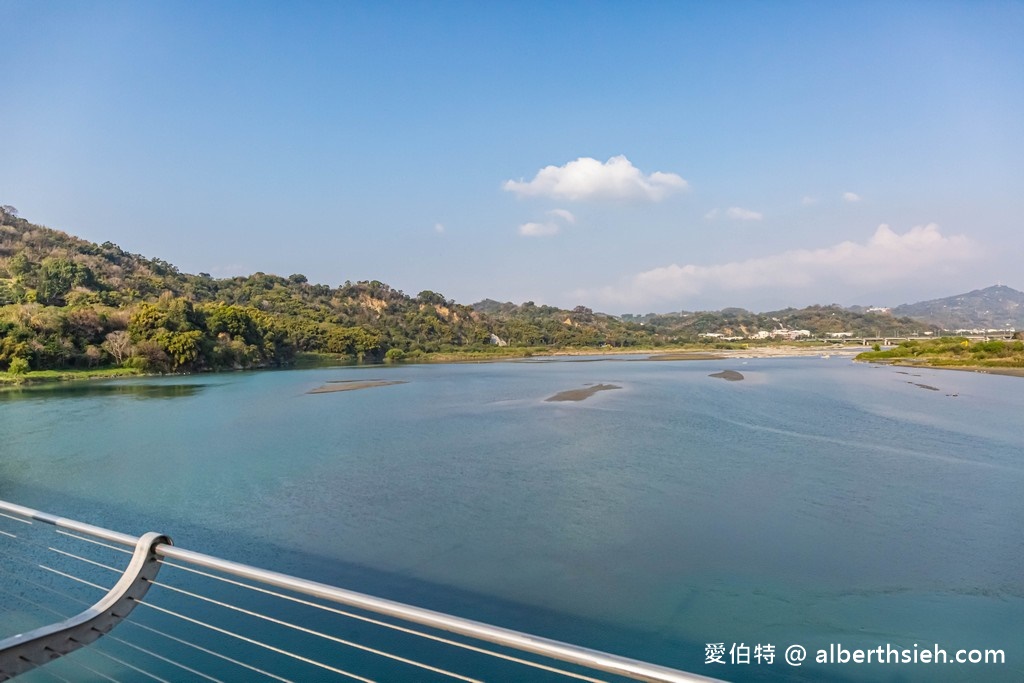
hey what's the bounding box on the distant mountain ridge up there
[893,285,1024,330]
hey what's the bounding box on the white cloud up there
[706,207,763,221]
[801,196,817,206]
[518,221,560,237]
[582,223,976,307]
[547,208,576,224]
[504,155,688,202]
[843,192,862,202]
[725,207,763,221]
[433,222,445,234]
[517,207,577,237]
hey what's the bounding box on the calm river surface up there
[1,356,1022,682]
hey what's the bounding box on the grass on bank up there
[0,366,143,385]
[856,337,1024,369]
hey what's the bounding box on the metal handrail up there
[0,531,169,680]
[0,500,722,683]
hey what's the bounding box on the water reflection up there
[0,381,207,401]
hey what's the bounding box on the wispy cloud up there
[433,222,445,234]
[801,196,817,206]
[580,224,976,307]
[518,207,578,238]
[504,155,688,202]
[547,208,576,224]
[518,221,561,237]
[726,207,763,221]
[705,207,763,221]
[842,192,862,202]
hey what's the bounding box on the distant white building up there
[772,328,811,340]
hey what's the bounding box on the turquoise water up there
[1,357,1022,681]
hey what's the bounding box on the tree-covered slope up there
[0,206,655,374]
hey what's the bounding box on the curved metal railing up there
[0,500,722,683]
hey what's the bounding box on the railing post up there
[0,531,171,680]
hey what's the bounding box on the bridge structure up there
[817,334,1014,347]
[0,500,720,683]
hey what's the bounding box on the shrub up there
[8,357,29,375]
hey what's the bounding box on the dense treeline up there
[0,207,660,373]
[471,300,655,348]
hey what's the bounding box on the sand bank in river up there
[886,363,1024,379]
[308,379,407,394]
[647,347,861,361]
[545,383,621,402]
[648,352,726,361]
[709,370,744,381]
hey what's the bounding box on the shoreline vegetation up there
[8,339,1024,387]
[0,343,850,387]
[0,366,144,386]
[6,338,1024,388]
[854,337,1024,378]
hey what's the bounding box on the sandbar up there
[918,365,1024,379]
[649,352,726,361]
[545,383,621,402]
[709,370,744,382]
[308,379,407,394]
[868,360,1024,379]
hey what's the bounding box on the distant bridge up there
[817,333,1015,346]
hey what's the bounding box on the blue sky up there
[2,1,1022,313]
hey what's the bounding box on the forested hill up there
[0,206,655,373]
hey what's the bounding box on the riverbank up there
[854,338,1024,378]
[857,359,1024,378]
[645,345,862,361]
[0,366,143,387]
[0,344,865,387]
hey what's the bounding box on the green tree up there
[162,330,204,369]
[37,258,93,305]
[7,253,31,277]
